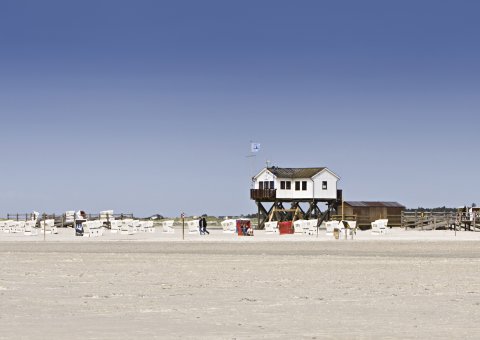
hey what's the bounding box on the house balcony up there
[250,189,276,200]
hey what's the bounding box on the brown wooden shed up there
[342,201,405,228]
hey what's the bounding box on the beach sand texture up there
[1,238,480,339]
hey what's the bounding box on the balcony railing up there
[250,189,276,200]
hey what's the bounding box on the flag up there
[251,142,261,153]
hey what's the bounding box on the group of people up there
[198,217,209,235]
[240,221,254,236]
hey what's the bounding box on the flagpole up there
[248,141,260,187]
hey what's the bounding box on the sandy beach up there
[1,230,480,339]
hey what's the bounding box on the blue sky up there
[1,0,478,217]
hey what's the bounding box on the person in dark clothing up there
[241,222,248,236]
[75,210,86,236]
[201,217,209,235]
[198,218,204,235]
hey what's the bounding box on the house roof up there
[344,201,405,208]
[266,167,326,179]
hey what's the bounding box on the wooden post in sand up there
[181,213,185,240]
[43,213,46,241]
[454,214,457,237]
[473,212,477,232]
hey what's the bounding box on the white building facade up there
[252,167,339,200]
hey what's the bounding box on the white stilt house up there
[252,167,340,200]
[250,167,342,229]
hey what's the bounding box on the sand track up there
[1,240,480,339]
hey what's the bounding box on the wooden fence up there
[400,211,479,231]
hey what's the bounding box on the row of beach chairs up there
[159,220,202,234]
[0,219,58,235]
[294,219,324,235]
[264,220,326,235]
[109,219,155,235]
[153,220,202,234]
[0,218,159,237]
[262,220,358,237]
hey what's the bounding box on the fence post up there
[182,214,185,241]
[474,212,477,232]
[43,213,46,241]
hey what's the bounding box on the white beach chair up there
[371,220,386,235]
[343,220,357,234]
[94,220,104,236]
[138,221,146,232]
[8,220,19,233]
[110,220,122,233]
[8,221,20,233]
[65,211,75,225]
[82,221,92,237]
[338,220,357,238]
[88,221,97,237]
[306,219,319,235]
[145,220,155,233]
[120,219,135,235]
[264,221,279,234]
[2,220,14,233]
[5,221,18,233]
[99,210,114,223]
[82,220,102,237]
[378,219,389,230]
[293,220,308,234]
[371,221,380,234]
[132,220,140,233]
[14,221,26,233]
[187,220,200,234]
[6,221,16,233]
[40,219,57,234]
[94,220,100,236]
[325,220,340,236]
[161,220,175,233]
[23,221,38,236]
[221,219,237,233]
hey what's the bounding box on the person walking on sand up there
[201,216,209,235]
[198,218,204,235]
